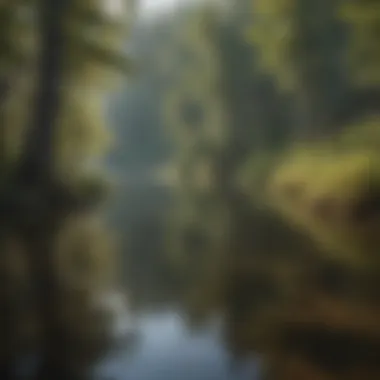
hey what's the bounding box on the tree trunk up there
[16,0,74,379]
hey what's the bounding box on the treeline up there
[162,1,380,379]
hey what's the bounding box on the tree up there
[0,1,132,379]
[245,0,348,136]
[339,0,380,88]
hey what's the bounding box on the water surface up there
[97,311,259,380]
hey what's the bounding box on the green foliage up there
[245,0,297,91]
[161,3,380,378]
[237,150,281,203]
[55,215,118,292]
[245,0,348,134]
[0,1,37,72]
[0,0,134,374]
[339,1,380,86]
[164,4,309,357]
[65,4,134,87]
[54,89,113,177]
[336,117,380,150]
[162,6,228,153]
[246,0,343,91]
[266,122,380,267]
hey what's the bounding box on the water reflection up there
[8,0,376,378]
[97,311,259,380]
[111,0,380,378]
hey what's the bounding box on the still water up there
[97,311,259,380]
[100,179,260,380]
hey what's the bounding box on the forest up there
[1,0,380,380]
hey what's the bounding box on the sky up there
[138,0,195,17]
[106,0,227,21]
[105,0,192,20]
[139,0,184,13]
[137,0,229,18]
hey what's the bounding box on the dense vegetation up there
[9,1,376,379]
[159,1,380,379]
[0,1,131,379]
